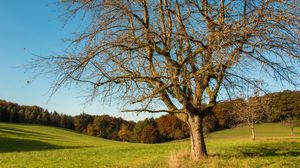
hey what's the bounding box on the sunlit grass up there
[0,122,299,168]
[208,123,300,139]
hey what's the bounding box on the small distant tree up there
[282,118,300,136]
[233,91,268,140]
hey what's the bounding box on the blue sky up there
[0,0,163,121]
[0,1,297,120]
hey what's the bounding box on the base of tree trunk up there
[188,114,208,160]
[251,126,255,141]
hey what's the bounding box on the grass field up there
[0,122,299,168]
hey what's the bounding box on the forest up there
[0,90,299,143]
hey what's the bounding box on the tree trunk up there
[188,114,207,160]
[251,113,255,140]
[251,125,255,140]
[251,119,255,141]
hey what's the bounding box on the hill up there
[2,90,300,144]
[0,122,299,167]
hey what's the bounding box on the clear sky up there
[0,0,164,121]
[0,1,297,120]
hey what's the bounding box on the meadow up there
[0,122,299,168]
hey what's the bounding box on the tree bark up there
[188,114,207,160]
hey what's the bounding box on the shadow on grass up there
[0,125,50,136]
[212,141,300,158]
[0,125,64,142]
[0,136,91,153]
[0,129,53,139]
[0,124,92,153]
[238,141,300,157]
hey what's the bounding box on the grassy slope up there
[0,122,299,168]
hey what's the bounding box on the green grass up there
[208,123,300,139]
[0,122,299,168]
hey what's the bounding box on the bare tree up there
[282,118,300,136]
[233,90,268,140]
[30,0,300,159]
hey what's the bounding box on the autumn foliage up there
[0,90,299,143]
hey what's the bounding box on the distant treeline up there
[0,100,189,143]
[1,90,299,143]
